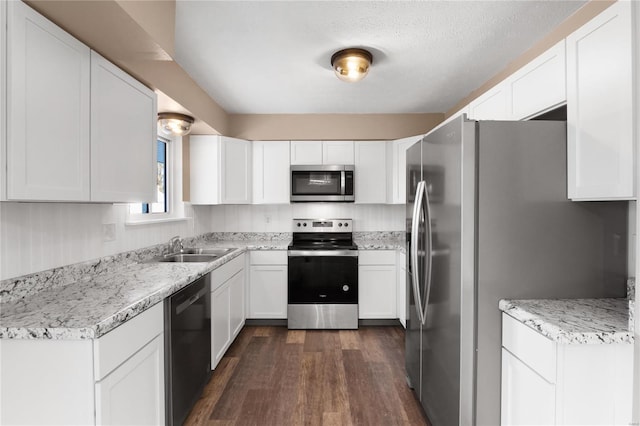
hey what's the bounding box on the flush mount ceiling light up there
[157,112,194,137]
[331,48,373,83]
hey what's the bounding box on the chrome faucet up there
[168,236,183,254]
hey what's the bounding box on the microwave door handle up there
[341,171,346,196]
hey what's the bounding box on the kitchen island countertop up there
[499,298,633,345]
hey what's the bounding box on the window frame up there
[126,134,188,225]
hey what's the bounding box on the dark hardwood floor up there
[184,326,430,426]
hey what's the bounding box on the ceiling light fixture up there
[331,48,373,83]
[157,112,194,137]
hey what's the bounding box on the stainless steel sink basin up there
[178,247,235,256]
[156,254,219,263]
[147,247,236,263]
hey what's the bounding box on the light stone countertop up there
[0,232,405,340]
[499,298,633,345]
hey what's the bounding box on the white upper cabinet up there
[221,137,252,204]
[386,135,421,204]
[468,83,510,120]
[290,140,322,165]
[355,141,387,204]
[90,52,156,203]
[0,0,6,200]
[323,140,354,164]
[508,40,566,120]
[566,1,634,200]
[253,140,290,204]
[190,135,252,205]
[6,0,91,201]
[290,140,354,165]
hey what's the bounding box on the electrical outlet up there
[102,223,116,242]
[265,215,271,224]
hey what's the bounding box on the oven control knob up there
[343,285,349,292]
[344,223,349,227]
[338,223,343,227]
[297,223,301,227]
[303,223,307,227]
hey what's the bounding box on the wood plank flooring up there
[184,326,430,426]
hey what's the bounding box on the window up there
[129,138,169,215]
[127,135,186,224]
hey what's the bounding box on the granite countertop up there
[0,232,405,341]
[0,238,291,341]
[499,298,633,345]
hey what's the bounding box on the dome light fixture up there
[157,112,194,137]
[331,48,373,83]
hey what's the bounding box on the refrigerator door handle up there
[411,180,426,324]
[421,179,433,325]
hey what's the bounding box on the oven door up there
[287,250,358,304]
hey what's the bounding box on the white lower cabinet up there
[210,254,246,369]
[501,313,633,426]
[358,250,396,319]
[212,280,231,367]
[0,303,164,425]
[95,334,165,425]
[248,251,287,319]
[396,252,407,327]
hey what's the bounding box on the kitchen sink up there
[147,247,236,263]
[155,254,219,263]
[178,247,235,256]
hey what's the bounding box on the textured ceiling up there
[174,1,585,114]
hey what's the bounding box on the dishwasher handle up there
[175,289,207,315]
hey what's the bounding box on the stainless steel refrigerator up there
[405,116,627,426]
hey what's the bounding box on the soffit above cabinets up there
[173,1,586,115]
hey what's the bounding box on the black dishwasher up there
[165,274,211,426]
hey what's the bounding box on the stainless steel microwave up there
[290,165,355,202]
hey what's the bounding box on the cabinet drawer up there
[358,250,396,265]
[502,313,556,383]
[210,253,245,290]
[93,302,163,381]
[250,250,287,265]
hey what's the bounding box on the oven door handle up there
[287,250,358,257]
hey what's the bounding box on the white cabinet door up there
[253,140,290,204]
[7,1,90,201]
[566,1,634,200]
[468,83,510,120]
[0,0,6,200]
[397,252,407,328]
[95,334,165,426]
[90,51,156,202]
[249,265,287,318]
[221,136,252,204]
[358,265,396,319]
[190,135,252,204]
[211,281,231,368]
[501,348,555,426]
[290,140,322,165]
[323,141,354,164]
[229,269,245,338]
[508,40,566,120]
[386,135,421,204]
[189,135,221,204]
[355,141,386,203]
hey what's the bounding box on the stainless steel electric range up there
[287,219,358,329]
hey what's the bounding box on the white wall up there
[209,203,405,232]
[0,137,212,281]
[0,202,211,280]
